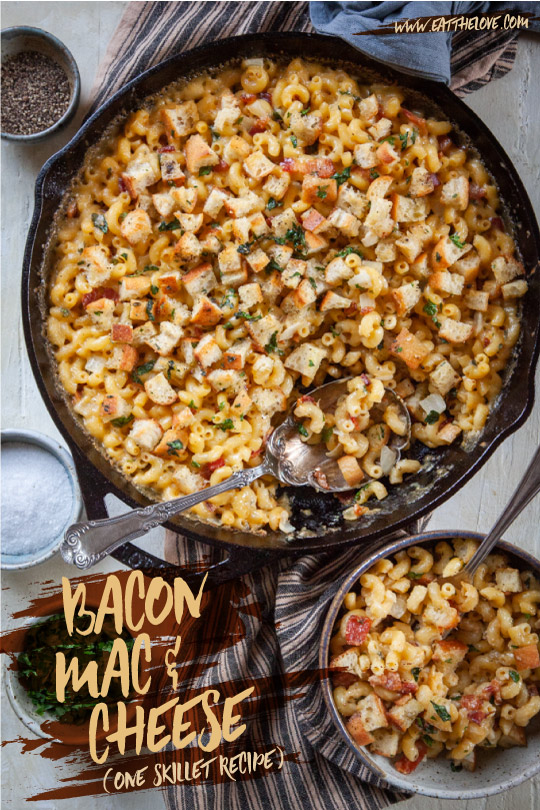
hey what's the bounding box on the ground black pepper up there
[2,51,71,135]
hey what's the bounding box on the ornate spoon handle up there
[61,464,267,569]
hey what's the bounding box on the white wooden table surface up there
[1,4,539,809]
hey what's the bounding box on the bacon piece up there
[429,173,441,188]
[491,216,505,231]
[482,679,502,705]
[394,740,428,773]
[332,670,358,688]
[118,176,127,193]
[214,160,230,173]
[402,108,427,135]
[297,394,316,405]
[81,287,119,308]
[249,119,268,136]
[437,135,453,154]
[369,670,417,695]
[345,615,372,646]
[359,373,371,387]
[241,93,257,105]
[158,145,175,153]
[469,182,486,200]
[259,91,272,103]
[201,456,225,480]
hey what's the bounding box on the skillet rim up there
[21,30,540,561]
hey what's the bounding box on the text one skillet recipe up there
[47,58,527,533]
[330,539,540,772]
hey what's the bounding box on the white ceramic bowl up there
[319,530,540,799]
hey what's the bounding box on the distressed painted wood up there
[1,4,538,808]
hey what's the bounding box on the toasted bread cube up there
[437,422,462,444]
[119,276,152,301]
[410,252,430,279]
[366,176,393,200]
[111,323,133,343]
[268,243,294,267]
[514,643,540,671]
[263,172,290,200]
[224,191,262,218]
[190,296,221,327]
[392,194,429,223]
[132,321,157,346]
[301,208,327,233]
[152,191,176,218]
[325,256,354,286]
[207,369,243,395]
[453,249,481,282]
[216,246,241,278]
[178,213,203,234]
[154,427,188,457]
[223,338,251,370]
[200,232,222,255]
[243,150,275,180]
[173,464,205,494]
[192,333,221,369]
[221,266,249,288]
[182,262,217,299]
[364,197,394,238]
[248,212,268,238]
[144,372,177,405]
[283,278,317,311]
[395,232,422,263]
[174,232,202,262]
[326,208,360,238]
[282,258,307,289]
[502,279,528,299]
[495,568,523,593]
[289,111,323,146]
[271,207,298,238]
[232,216,251,244]
[115,344,138,372]
[145,321,183,356]
[203,188,228,218]
[388,698,422,732]
[320,290,352,311]
[376,141,399,165]
[99,394,131,423]
[239,282,263,309]
[392,281,421,315]
[246,248,270,274]
[409,166,436,198]
[491,255,525,285]
[353,142,378,168]
[231,389,252,416]
[284,342,326,378]
[222,134,251,163]
[86,298,115,329]
[390,328,430,369]
[430,270,465,296]
[368,117,392,140]
[120,209,152,246]
[185,134,219,175]
[337,455,365,487]
[432,639,468,667]
[337,185,369,219]
[370,728,401,758]
[329,649,361,677]
[172,186,198,213]
[432,235,471,270]
[441,175,469,210]
[81,245,112,287]
[251,387,288,415]
[429,360,460,396]
[161,101,199,138]
[356,693,389,732]
[245,313,281,351]
[304,230,328,256]
[301,174,338,205]
[159,152,185,185]
[499,725,527,748]
[359,93,379,122]
[346,714,374,747]
[129,418,162,451]
[172,407,195,429]
[121,152,161,199]
[438,317,473,344]
[156,271,181,295]
[153,357,188,385]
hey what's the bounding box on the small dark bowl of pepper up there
[1,26,80,142]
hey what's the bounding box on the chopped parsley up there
[284,223,307,252]
[354,484,370,501]
[237,310,262,321]
[60,307,70,317]
[150,284,159,295]
[91,213,108,233]
[158,218,181,231]
[431,702,451,722]
[449,233,466,249]
[380,136,396,146]
[268,258,283,273]
[411,667,421,682]
[272,109,283,122]
[300,107,311,116]
[189,400,197,410]
[423,301,442,329]
[321,426,334,443]
[210,127,220,141]
[199,166,213,176]
[131,360,155,384]
[234,116,243,125]
[167,440,184,456]
[308,359,314,367]
[110,414,133,428]
[264,331,284,355]
[450,762,463,772]
[267,197,282,211]
[146,300,155,321]
[338,90,361,102]
[191,460,201,468]
[425,410,441,424]
[399,132,409,151]
[297,423,309,438]
[332,166,351,186]
[237,240,254,255]
[134,264,159,275]
[336,246,363,259]
[369,169,379,179]
[308,276,317,290]
[316,186,328,199]
[111,252,128,265]
[218,419,234,431]
[407,571,423,579]
[509,670,520,683]
[290,134,298,148]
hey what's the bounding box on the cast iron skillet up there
[22,32,540,582]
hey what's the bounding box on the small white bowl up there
[319,530,540,799]
[1,429,82,569]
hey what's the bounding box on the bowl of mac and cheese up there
[321,530,540,798]
[24,34,539,563]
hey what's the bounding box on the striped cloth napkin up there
[87,3,520,807]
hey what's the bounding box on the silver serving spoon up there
[61,379,410,569]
